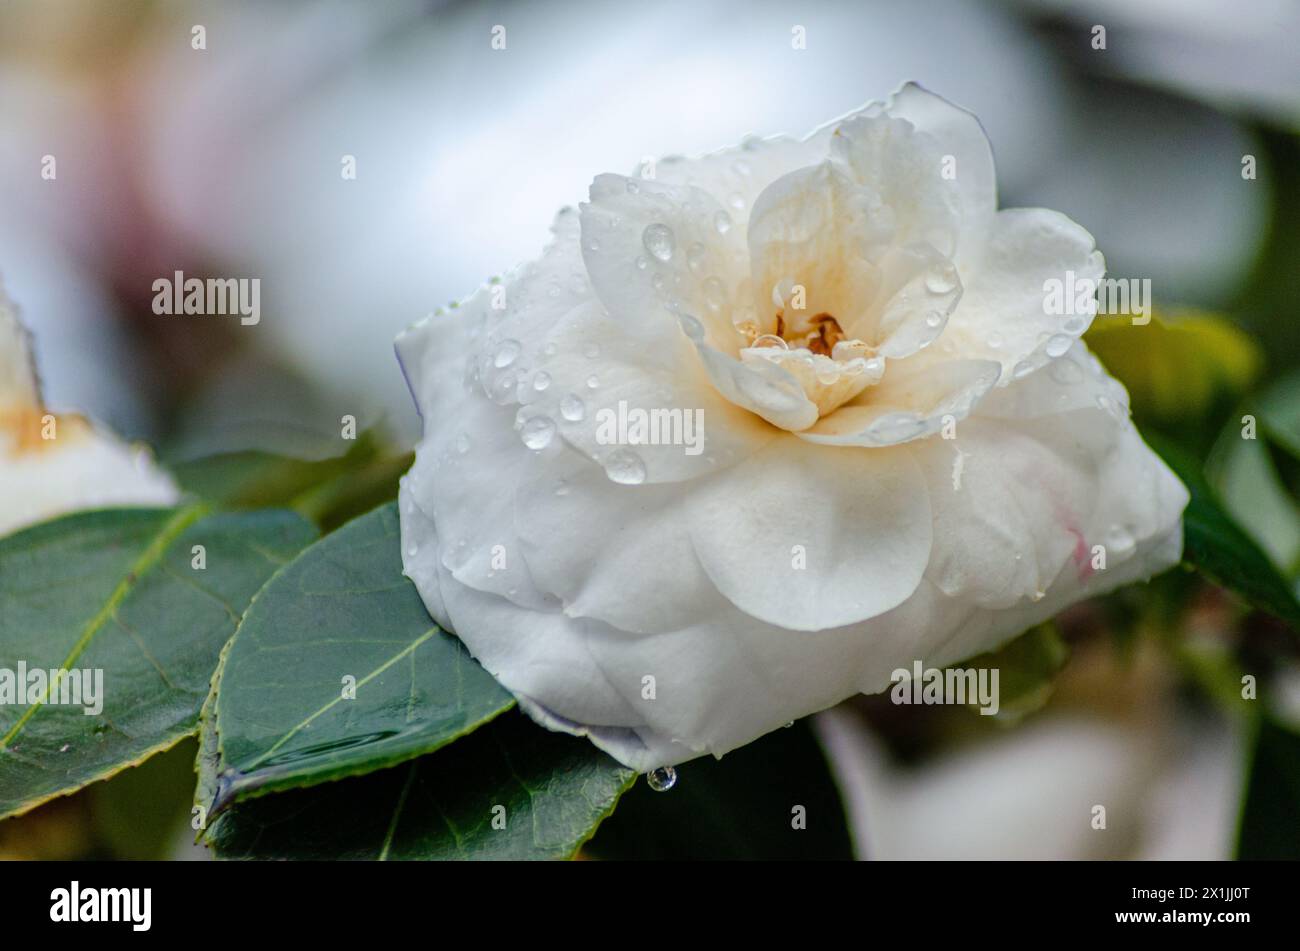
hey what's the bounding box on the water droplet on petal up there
[642,223,676,262]
[678,313,706,341]
[626,180,640,195]
[520,416,556,450]
[703,276,727,311]
[987,332,1003,350]
[1049,357,1084,385]
[605,448,647,485]
[686,243,706,275]
[1045,334,1072,358]
[925,263,958,294]
[490,376,517,405]
[455,432,471,454]
[867,412,927,444]
[493,339,521,368]
[560,394,586,421]
[532,371,552,391]
[1107,524,1136,555]
[646,766,677,792]
[586,374,600,389]
[713,210,732,234]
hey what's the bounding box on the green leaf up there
[171,431,412,531]
[170,433,380,508]
[0,506,316,820]
[290,449,414,533]
[1208,428,1300,575]
[1086,309,1261,431]
[207,710,635,860]
[950,623,1069,720]
[1237,714,1300,859]
[200,502,513,817]
[1152,436,1300,626]
[1257,370,1300,466]
[586,720,853,860]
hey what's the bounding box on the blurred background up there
[1,0,1297,859]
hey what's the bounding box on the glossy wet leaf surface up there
[208,710,635,860]
[0,507,316,820]
[1154,437,1300,627]
[201,503,513,815]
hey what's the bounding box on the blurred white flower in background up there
[0,283,177,537]
[1020,0,1300,128]
[817,700,1243,860]
[811,630,1251,862]
[0,61,153,433]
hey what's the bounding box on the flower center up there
[736,309,884,422]
[777,311,846,356]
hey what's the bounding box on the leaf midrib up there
[234,626,440,773]
[0,504,208,751]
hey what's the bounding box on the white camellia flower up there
[397,84,1189,771]
[0,282,177,537]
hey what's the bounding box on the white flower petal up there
[394,87,1189,774]
[687,334,819,431]
[0,284,177,537]
[799,356,1001,447]
[946,207,1105,380]
[830,112,961,258]
[579,172,746,344]
[430,554,644,734]
[646,133,829,237]
[537,299,780,482]
[514,448,734,634]
[923,354,1187,655]
[881,81,998,265]
[401,393,555,612]
[0,426,179,538]
[0,283,40,410]
[685,437,932,631]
